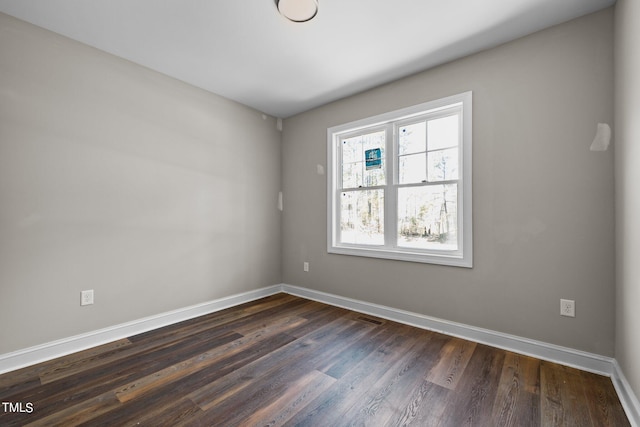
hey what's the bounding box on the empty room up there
[1,0,639,425]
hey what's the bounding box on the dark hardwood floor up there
[0,293,630,426]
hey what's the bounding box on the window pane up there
[364,161,385,187]
[340,190,384,245]
[399,153,427,184]
[342,131,385,163]
[342,162,362,189]
[397,184,458,250]
[399,122,426,155]
[428,147,459,182]
[342,131,385,188]
[428,114,459,151]
[360,131,385,154]
[342,137,362,164]
[342,159,385,189]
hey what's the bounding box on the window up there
[327,92,472,267]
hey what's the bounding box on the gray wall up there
[0,13,282,354]
[282,9,615,355]
[615,0,640,401]
[0,7,621,365]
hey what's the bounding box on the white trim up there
[282,285,640,424]
[327,91,473,268]
[612,360,640,427]
[0,285,282,375]
[280,284,613,375]
[1,283,638,425]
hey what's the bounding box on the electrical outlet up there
[81,290,94,306]
[560,299,575,317]
[303,262,309,272]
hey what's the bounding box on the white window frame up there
[327,91,472,268]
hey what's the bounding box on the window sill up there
[328,245,473,268]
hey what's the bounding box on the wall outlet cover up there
[81,290,94,306]
[560,299,575,317]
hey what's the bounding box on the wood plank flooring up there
[0,293,630,426]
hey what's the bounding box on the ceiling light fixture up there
[276,0,318,23]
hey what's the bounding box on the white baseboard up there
[1,282,638,426]
[280,284,613,374]
[280,283,640,427]
[0,284,282,375]
[612,360,640,427]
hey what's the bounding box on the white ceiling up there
[0,0,615,118]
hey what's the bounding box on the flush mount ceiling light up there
[276,0,318,23]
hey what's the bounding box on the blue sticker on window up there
[365,148,382,170]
